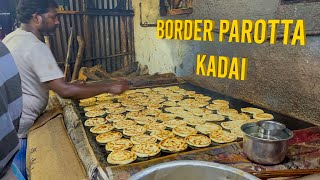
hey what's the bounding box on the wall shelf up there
[160,0,193,16]
[166,8,193,16]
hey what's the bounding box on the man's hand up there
[107,80,129,95]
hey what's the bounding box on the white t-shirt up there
[3,28,64,138]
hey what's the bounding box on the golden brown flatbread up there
[144,122,166,132]
[195,96,211,102]
[95,93,112,98]
[190,108,213,116]
[135,88,152,93]
[152,87,167,92]
[126,111,146,120]
[164,107,185,113]
[105,114,125,122]
[80,97,96,103]
[167,95,184,102]
[84,117,106,127]
[90,124,114,134]
[217,108,238,116]
[123,125,147,137]
[84,105,103,112]
[229,113,251,121]
[206,103,229,111]
[212,99,229,106]
[142,109,162,116]
[106,107,126,114]
[130,134,157,145]
[184,118,206,126]
[195,123,222,135]
[161,101,177,107]
[209,130,237,143]
[134,116,157,125]
[131,143,161,157]
[166,86,180,91]
[172,126,198,137]
[155,113,177,122]
[97,96,114,101]
[231,127,244,138]
[105,138,133,151]
[125,105,145,112]
[96,131,122,143]
[147,103,162,109]
[185,134,211,147]
[221,120,246,130]
[241,107,264,115]
[150,130,175,141]
[202,114,225,122]
[85,110,106,118]
[184,91,196,95]
[159,137,188,152]
[164,119,187,128]
[113,120,137,129]
[104,103,121,109]
[253,113,274,120]
[107,150,137,165]
[192,100,209,107]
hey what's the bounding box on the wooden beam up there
[57,9,134,16]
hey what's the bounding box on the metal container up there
[257,120,286,137]
[241,122,294,165]
[128,160,260,180]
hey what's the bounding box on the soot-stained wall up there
[133,0,320,126]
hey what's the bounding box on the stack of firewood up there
[78,62,179,87]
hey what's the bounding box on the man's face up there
[38,8,60,35]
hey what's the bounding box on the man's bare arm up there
[45,78,128,100]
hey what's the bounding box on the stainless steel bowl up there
[257,120,286,137]
[128,160,260,180]
[241,122,293,165]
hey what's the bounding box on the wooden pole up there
[71,36,85,81]
[64,28,73,81]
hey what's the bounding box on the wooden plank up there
[93,0,100,67]
[54,24,64,62]
[83,0,92,66]
[59,14,68,63]
[120,16,128,67]
[114,15,121,70]
[64,3,75,67]
[98,0,106,69]
[129,16,135,64]
[109,0,116,72]
[75,0,83,38]
[125,0,132,65]
[71,36,85,81]
[104,0,111,72]
[69,0,77,67]
[114,0,122,70]
[126,16,131,65]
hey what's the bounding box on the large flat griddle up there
[72,82,314,168]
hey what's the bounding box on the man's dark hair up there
[16,0,58,23]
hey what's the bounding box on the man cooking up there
[2,0,128,178]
